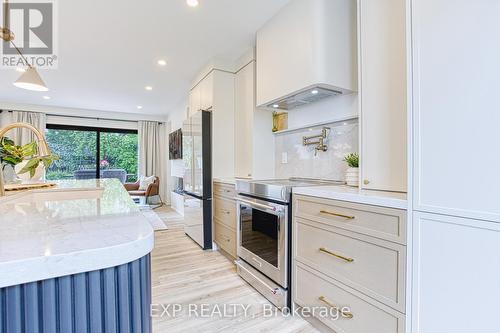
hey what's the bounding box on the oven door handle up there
[237,197,280,213]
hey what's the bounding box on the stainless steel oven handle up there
[237,197,279,212]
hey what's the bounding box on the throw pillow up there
[139,175,156,191]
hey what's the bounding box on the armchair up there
[124,177,160,204]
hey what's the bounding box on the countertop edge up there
[0,220,154,289]
[293,187,408,210]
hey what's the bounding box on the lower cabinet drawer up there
[214,197,237,229]
[214,220,236,258]
[294,263,405,333]
[295,219,406,312]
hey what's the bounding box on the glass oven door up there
[237,196,288,287]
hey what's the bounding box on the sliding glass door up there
[45,125,138,182]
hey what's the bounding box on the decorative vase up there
[14,160,45,182]
[345,167,359,187]
[2,164,20,184]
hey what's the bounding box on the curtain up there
[139,121,167,202]
[9,111,47,146]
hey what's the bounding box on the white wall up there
[167,99,189,197]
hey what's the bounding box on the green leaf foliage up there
[343,153,359,168]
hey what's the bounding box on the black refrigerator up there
[182,110,212,249]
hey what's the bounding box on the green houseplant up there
[343,153,359,187]
[0,137,58,180]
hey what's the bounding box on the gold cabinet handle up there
[319,210,355,219]
[318,296,353,319]
[319,247,354,263]
[220,209,231,215]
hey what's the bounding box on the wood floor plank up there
[151,206,318,333]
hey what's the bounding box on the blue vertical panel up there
[140,256,152,333]
[88,270,103,333]
[41,279,57,333]
[58,275,74,333]
[0,254,151,333]
[23,282,40,333]
[117,264,131,333]
[102,267,118,333]
[5,286,22,333]
[0,289,4,333]
[74,274,89,333]
[130,259,142,333]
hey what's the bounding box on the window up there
[45,125,138,182]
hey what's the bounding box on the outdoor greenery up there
[343,152,359,168]
[45,129,138,182]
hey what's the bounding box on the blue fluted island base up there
[0,255,151,333]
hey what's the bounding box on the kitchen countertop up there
[213,177,252,186]
[0,178,154,288]
[293,185,407,209]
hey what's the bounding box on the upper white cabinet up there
[412,0,500,221]
[256,0,357,110]
[234,60,275,179]
[189,83,201,117]
[359,0,407,192]
[200,71,214,111]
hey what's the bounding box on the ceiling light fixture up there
[145,86,153,91]
[186,0,199,7]
[137,106,143,110]
[273,104,279,108]
[1,0,49,91]
[311,89,319,95]
[157,59,167,66]
[43,96,50,100]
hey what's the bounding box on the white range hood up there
[256,0,357,110]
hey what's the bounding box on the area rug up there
[140,206,168,231]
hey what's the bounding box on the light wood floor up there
[151,206,318,333]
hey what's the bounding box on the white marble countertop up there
[293,185,407,209]
[213,177,251,186]
[0,179,154,288]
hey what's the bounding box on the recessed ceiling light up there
[272,104,279,108]
[145,86,153,91]
[157,59,167,66]
[137,105,143,110]
[186,0,199,7]
[43,96,50,100]
[311,89,319,95]
[16,67,26,73]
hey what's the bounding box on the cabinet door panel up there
[234,62,254,178]
[412,212,500,333]
[360,0,407,192]
[412,0,500,220]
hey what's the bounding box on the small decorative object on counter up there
[343,152,359,187]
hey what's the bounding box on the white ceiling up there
[0,0,290,116]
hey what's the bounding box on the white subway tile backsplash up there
[274,119,358,180]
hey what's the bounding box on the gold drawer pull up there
[318,296,353,319]
[319,210,355,219]
[319,247,354,263]
[220,209,231,215]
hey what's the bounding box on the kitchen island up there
[0,179,154,333]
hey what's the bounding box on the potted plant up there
[343,153,359,187]
[0,137,58,182]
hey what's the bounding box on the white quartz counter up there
[293,185,407,209]
[213,177,251,186]
[0,179,154,288]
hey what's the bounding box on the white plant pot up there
[345,167,359,187]
[2,164,20,184]
[15,160,45,182]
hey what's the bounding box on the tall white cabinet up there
[359,0,407,192]
[234,59,274,179]
[410,0,500,332]
[189,69,235,179]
